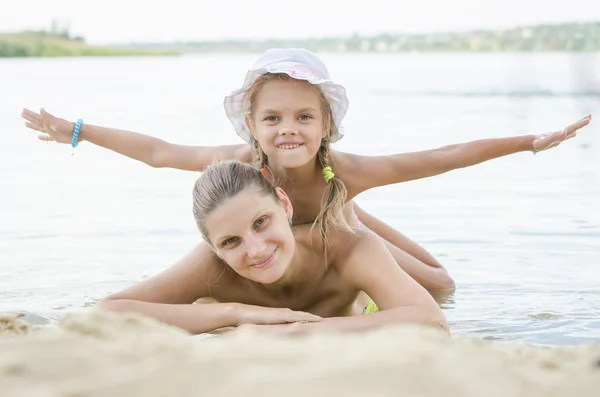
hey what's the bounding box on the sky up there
[1,0,599,44]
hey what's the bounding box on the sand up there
[1,311,599,397]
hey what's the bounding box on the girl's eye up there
[221,237,238,247]
[299,114,313,120]
[263,115,279,122]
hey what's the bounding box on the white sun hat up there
[223,48,349,143]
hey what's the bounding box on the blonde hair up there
[244,73,352,248]
[192,161,279,244]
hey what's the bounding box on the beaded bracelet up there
[71,119,83,148]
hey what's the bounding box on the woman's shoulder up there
[292,223,381,264]
[325,229,393,288]
[326,228,381,265]
[193,246,240,292]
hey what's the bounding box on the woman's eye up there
[255,216,268,229]
[221,237,238,247]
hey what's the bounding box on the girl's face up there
[247,79,328,169]
[205,186,295,284]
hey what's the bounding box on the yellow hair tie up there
[322,166,335,183]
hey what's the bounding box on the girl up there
[22,49,592,292]
[96,161,449,335]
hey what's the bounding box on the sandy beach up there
[1,311,599,397]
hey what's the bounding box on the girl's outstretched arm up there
[342,115,591,193]
[22,108,250,171]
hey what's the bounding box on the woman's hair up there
[243,73,352,248]
[192,161,278,244]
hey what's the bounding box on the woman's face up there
[204,187,295,284]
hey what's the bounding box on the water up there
[1,53,599,345]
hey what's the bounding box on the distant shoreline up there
[0,33,180,58]
[2,21,599,57]
[121,21,600,55]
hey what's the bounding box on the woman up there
[97,161,448,335]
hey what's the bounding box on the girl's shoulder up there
[330,149,367,166]
[329,150,366,197]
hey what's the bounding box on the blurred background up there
[1,0,599,345]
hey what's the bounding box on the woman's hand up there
[22,108,75,144]
[532,114,591,153]
[235,304,321,326]
[229,322,307,337]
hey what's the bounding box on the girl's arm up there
[96,243,320,334]
[341,115,591,193]
[22,108,250,171]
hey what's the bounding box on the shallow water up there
[1,53,599,345]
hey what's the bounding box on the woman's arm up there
[97,299,240,334]
[96,243,320,333]
[22,108,250,171]
[341,115,591,193]
[266,232,449,335]
[96,243,227,333]
[352,203,455,291]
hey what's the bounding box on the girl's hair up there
[192,161,278,244]
[243,73,352,248]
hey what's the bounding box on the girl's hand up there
[235,304,321,326]
[532,114,592,153]
[22,108,75,144]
